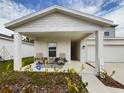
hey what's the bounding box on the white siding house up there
[5,5,116,75]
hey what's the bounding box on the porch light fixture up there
[82,45,85,49]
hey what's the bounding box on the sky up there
[0,0,124,37]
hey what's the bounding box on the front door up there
[48,43,56,63]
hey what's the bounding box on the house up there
[86,38,124,63]
[5,5,116,75]
[0,33,34,60]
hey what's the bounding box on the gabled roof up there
[5,5,116,30]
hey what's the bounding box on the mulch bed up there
[97,75,124,89]
[0,71,88,93]
[86,62,124,89]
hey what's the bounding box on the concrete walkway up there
[90,62,124,85]
[82,74,111,93]
[59,60,84,72]
[104,63,124,85]
[84,62,124,93]
[82,74,124,93]
[107,87,124,93]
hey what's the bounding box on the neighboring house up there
[0,34,34,60]
[4,5,117,75]
[86,38,124,63]
[82,26,124,63]
[103,27,115,38]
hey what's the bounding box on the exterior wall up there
[34,37,71,62]
[0,37,34,60]
[104,27,115,38]
[14,13,101,32]
[90,27,115,38]
[85,38,124,63]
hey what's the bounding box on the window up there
[104,32,109,36]
[48,43,56,57]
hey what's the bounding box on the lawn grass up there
[0,60,13,76]
[0,56,34,76]
[22,56,34,67]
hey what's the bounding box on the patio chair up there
[60,53,67,62]
[58,53,67,65]
[35,53,43,63]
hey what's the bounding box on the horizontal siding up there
[15,13,100,32]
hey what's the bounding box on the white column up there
[14,32,22,71]
[95,31,104,75]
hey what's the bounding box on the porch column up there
[95,31,104,75]
[14,32,22,71]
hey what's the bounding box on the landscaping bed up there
[97,75,124,89]
[0,71,88,93]
[86,62,124,89]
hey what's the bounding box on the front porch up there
[14,30,104,75]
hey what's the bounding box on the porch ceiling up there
[21,31,93,41]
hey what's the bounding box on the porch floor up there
[22,60,95,74]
